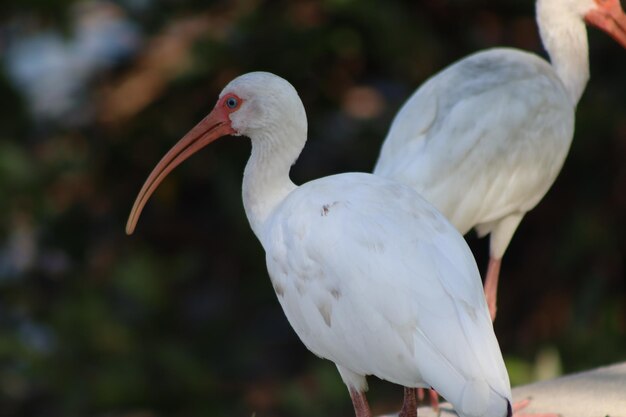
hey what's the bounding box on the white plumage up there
[264,174,510,416]
[375,49,572,244]
[126,72,513,417]
[374,0,626,320]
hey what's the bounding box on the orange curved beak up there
[126,107,235,235]
[585,0,626,48]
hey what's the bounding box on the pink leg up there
[416,388,439,413]
[484,257,501,321]
[512,398,559,417]
[349,388,372,417]
[428,389,439,412]
[399,387,418,417]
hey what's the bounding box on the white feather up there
[262,173,511,417]
[375,48,574,259]
[216,72,514,417]
[374,0,621,259]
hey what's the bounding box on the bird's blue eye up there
[226,97,238,109]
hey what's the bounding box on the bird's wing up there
[374,48,574,233]
[262,173,511,412]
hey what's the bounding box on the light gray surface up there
[379,362,626,417]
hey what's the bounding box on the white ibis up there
[126,72,519,417]
[374,0,626,322]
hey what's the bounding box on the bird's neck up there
[242,130,301,241]
[537,0,590,104]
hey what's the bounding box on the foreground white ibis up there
[374,0,626,321]
[126,72,521,417]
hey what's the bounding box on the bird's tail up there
[453,382,511,417]
[480,387,511,417]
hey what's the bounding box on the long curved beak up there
[585,0,626,48]
[126,108,235,235]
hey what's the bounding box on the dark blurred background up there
[0,0,624,416]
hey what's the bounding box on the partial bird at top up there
[374,0,626,321]
[126,72,525,417]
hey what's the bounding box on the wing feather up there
[263,173,511,412]
[375,48,574,234]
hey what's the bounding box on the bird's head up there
[539,0,626,47]
[582,0,626,47]
[125,72,306,235]
[221,72,307,139]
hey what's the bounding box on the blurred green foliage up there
[0,0,624,416]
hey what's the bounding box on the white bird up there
[374,0,626,321]
[126,72,518,417]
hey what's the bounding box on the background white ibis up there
[374,0,626,321]
[126,72,518,417]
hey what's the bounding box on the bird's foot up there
[512,398,560,417]
[417,388,439,413]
